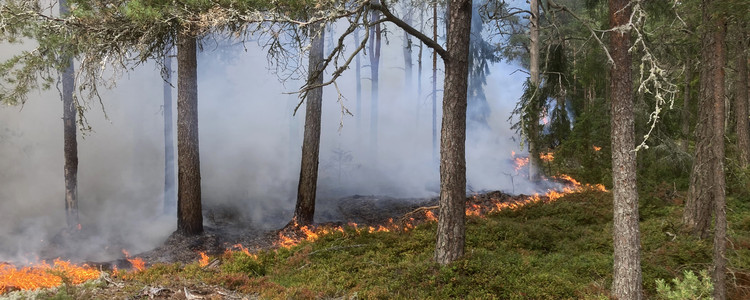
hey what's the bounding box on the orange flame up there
[540,152,554,162]
[593,145,602,151]
[424,210,437,222]
[198,252,210,267]
[121,250,145,272]
[0,259,99,294]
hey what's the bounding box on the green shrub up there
[655,270,713,300]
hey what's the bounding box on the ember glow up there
[0,259,99,294]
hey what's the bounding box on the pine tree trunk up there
[680,58,692,153]
[369,4,382,160]
[176,31,203,235]
[163,48,176,214]
[432,0,438,163]
[609,0,642,298]
[434,0,471,265]
[684,0,724,239]
[735,24,749,169]
[60,0,78,231]
[710,14,727,300]
[403,13,413,88]
[354,28,362,139]
[527,0,542,182]
[290,25,325,227]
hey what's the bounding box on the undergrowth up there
[26,189,750,299]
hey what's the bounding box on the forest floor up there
[3,187,750,299]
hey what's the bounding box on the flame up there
[556,174,581,186]
[0,259,99,294]
[540,152,554,162]
[466,204,482,217]
[424,210,437,222]
[513,157,529,172]
[121,250,145,272]
[276,232,297,249]
[76,224,81,231]
[198,252,210,267]
[593,145,602,151]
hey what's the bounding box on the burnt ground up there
[34,190,543,271]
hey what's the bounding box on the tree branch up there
[368,1,446,60]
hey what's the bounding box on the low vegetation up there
[10,189,750,299]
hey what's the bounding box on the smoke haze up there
[0,24,531,263]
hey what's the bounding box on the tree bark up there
[290,25,325,227]
[735,23,749,169]
[609,0,642,298]
[527,0,542,182]
[369,3,382,160]
[60,0,79,231]
[710,14,727,300]
[402,9,413,88]
[354,28,362,137]
[432,0,438,163]
[176,31,203,235]
[681,57,692,153]
[683,0,724,239]
[163,48,176,214]
[434,0,471,265]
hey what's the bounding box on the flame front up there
[121,250,145,272]
[0,259,99,294]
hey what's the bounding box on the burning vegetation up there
[0,259,99,294]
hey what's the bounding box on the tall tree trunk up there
[683,0,724,239]
[290,25,325,227]
[176,31,202,235]
[417,5,424,126]
[403,12,413,88]
[434,0,471,265]
[369,4,382,160]
[710,14,727,300]
[354,28,362,136]
[60,0,78,231]
[527,0,542,182]
[163,48,176,214]
[432,0,438,163]
[609,0,642,298]
[681,57,693,153]
[735,23,749,169]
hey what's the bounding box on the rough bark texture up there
[527,0,542,182]
[369,3,382,159]
[434,0,471,266]
[735,25,749,169]
[681,57,692,153]
[176,31,203,235]
[60,0,78,230]
[710,14,727,300]
[683,0,723,239]
[290,25,325,227]
[609,0,642,298]
[163,49,176,214]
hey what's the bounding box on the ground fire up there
[0,150,605,296]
